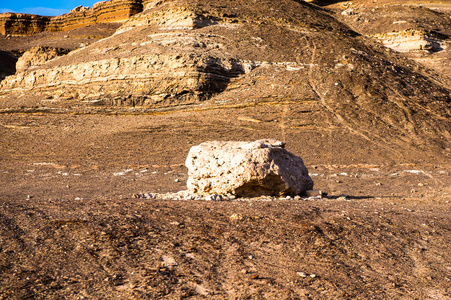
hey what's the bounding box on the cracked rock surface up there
[185,139,314,197]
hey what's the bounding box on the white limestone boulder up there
[185,139,314,197]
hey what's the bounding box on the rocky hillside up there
[330,4,451,88]
[1,2,451,298]
[1,0,450,159]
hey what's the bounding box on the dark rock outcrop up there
[0,50,17,80]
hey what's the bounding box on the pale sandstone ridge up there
[0,0,144,36]
[16,47,70,72]
[369,30,448,53]
[1,54,245,105]
[0,0,450,155]
[185,139,314,197]
[335,5,451,87]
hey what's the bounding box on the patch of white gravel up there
[132,191,324,201]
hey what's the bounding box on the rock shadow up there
[0,50,17,81]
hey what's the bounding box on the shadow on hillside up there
[309,0,349,6]
[0,50,17,81]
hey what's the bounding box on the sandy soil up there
[1,0,450,298]
[1,110,450,299]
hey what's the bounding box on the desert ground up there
[1,107,450,299]
[1,0,451,298]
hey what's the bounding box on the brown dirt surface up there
[1,0,451,298]
[1,109,450,299]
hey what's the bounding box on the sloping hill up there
[1,2,450,298]
[1,0,450,158]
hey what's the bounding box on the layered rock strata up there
[0,0,450,154]
[0,13,49,36]
[335,5,451,87]
[369,30,448,53]
[2,53,245,105]
[0,0,143,36]
[185,139,314,197]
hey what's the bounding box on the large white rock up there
[185,139,314,197]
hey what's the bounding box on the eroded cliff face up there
[0,0,143,36]
[368,30,448,53]
[15,47,70,72]
[335,5,451,87]
[0,13,50,36]
[0,0,450,154]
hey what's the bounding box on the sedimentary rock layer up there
[1,0,450,155]
[0,0,143,36]
[369,30,448,53]
[0,13,50,36]
[1,53,245,106]
[334,4,451,88]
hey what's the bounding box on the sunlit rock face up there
[15,47,70,72]
[0,0,450,154]
[185,139,314,197]
[0,0,143,36]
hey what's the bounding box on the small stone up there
[337,194,349,201]
[310,274,316,278]
[341,8,355,16]
[205,194,222,201]
[297,272,307,278]
[418,183,424,186]
[305,190,325,197]
[175,178,180,182]
[161,255,178,268]
[229,214,243,221]
[251,274,259,279]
